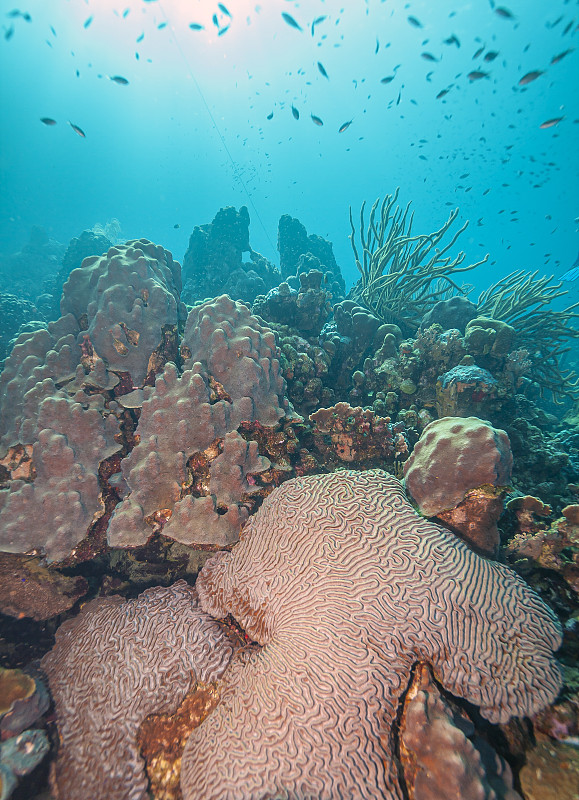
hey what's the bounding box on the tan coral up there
[403,416,512,517]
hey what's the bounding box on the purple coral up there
[184,470,561,799]
[41,581,239,800]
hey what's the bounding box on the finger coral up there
[185,469,562,800]
[41,581,239,800]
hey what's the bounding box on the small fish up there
[443,34,460,47]
[40,117,57,125]
[375,38,379,54]
[472,45,485,59]
[50,25,56,36]
[396,90,401,105]
[109,75,129,85]
[189,23,204,31]
[519,70,543,85]
[212,13,219,27]
[436,88,450,99]
[380,75,395,84]
[421,52,438,62]
[317,61,329,79]
[484,50,499,62]
[83,16,93,29]
[218,3,231,17]
[173,223,180,229]
[217,25,230,36]
[123,9,130,18]
[8,9,31,21]
[4,26,14,40]
[311,15,326,36]
[563,20,574,35]
[539,116,564,129]
[291,104,299,120]
[68,121,86,137]
[551,49,573,64]
[407,16,422,28]
[338,119,353,133]
[495,7,515,19]
[282,12,302,31]
[468,70,489,80]
[136,32,144,42]
[157,22,167,30]
[267,111,274,120]
[311,114,323,126]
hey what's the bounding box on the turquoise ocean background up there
[0,0,577,296]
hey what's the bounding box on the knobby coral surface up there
[41,581,239,800]
[403,416,513,517]
[185,469,562,800]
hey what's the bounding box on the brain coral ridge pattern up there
[186,470,562,800]
[41,581,239,800]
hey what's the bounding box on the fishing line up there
[157,1,278,256]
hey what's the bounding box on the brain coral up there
[184,469,561,800]
[403,416,513,517]
[41,581,239,800]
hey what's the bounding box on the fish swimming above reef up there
[68,121,86,137]
[559,251,579,281]
[109,75,129,85]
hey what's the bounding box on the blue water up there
[0,0,577,295]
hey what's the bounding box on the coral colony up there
[1,196,578,799]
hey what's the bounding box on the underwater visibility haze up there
[1,1,579,800]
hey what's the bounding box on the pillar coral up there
[184,470,561,800]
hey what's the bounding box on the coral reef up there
[477,270,579,400]
[348,188,487,333]
[277,213,345,298]
[400,663,522,800]
[182,206,279,304]
[0,226,64,305]
[186,470,561,799]
[0,553,88,620]
[0,293,42,364]
[419,295,478,333]
[41,581,239,800]
[107,295,287,549]
[403,416,513,517]
[252,268,333,335]
[61,239,186,386]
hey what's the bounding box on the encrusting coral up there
[184,470,561,800]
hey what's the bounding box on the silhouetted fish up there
[40,117,57,125]
[495,7,515,19]
[380,76,395,84]
[317,62,329,79]
[291,105,299,119]
[267,111,274,120]
[311,16,326,36]
[174,224,180,229]
[109,75,129,85]
[519,70,543,85]
[311,114,323,126]
[468,70,489,80]
[218,4,231,17]
[338,120,353,133]
[484,51,499,62]
[84,16,93,28]
[443,34,460,47]
[540,117,564,129]
[282,12,302,31]
[551,49,573,64]
[68,122,86,137]
[407,16,422,27]
[189,23,204,31]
